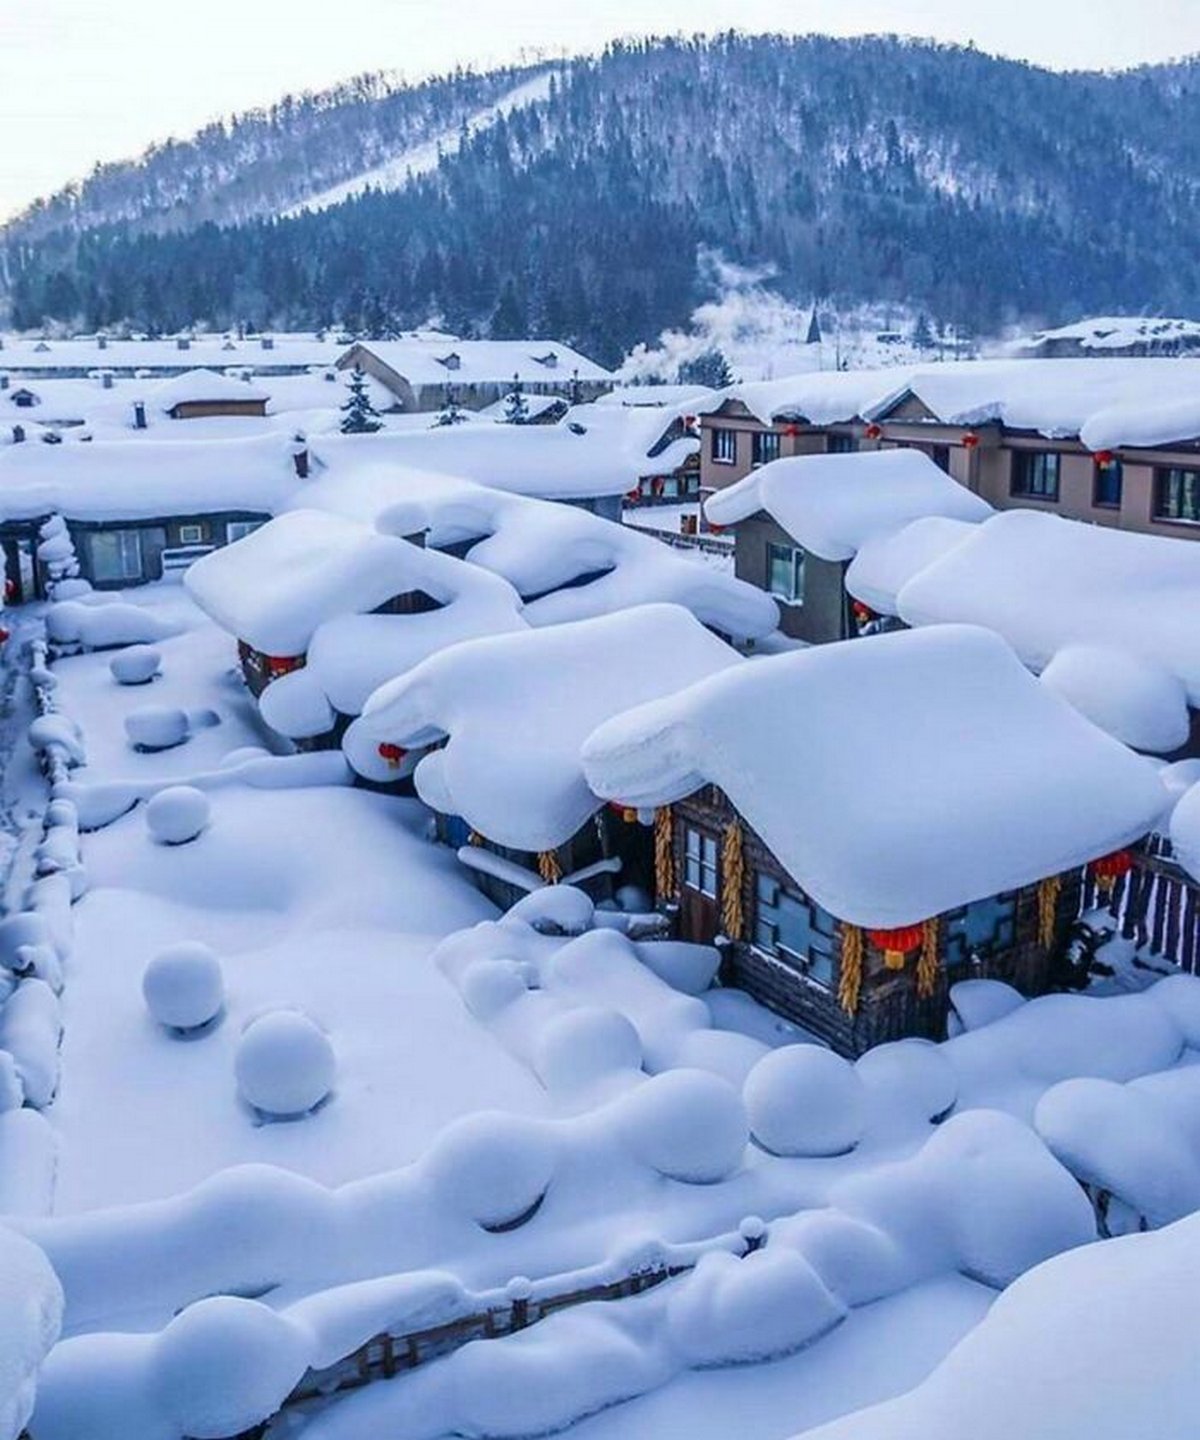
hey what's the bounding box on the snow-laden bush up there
[505,885,595,936]
[0,912,51,975]
[235,1012,336,1119]
[110,646,162,686]
[49,578,92,602]
[143,944,225,1032]
[0,1223,64,1440]
[745,1046,866,1157]
[460,959,528,1021]
[948,979,1027,1036]
[0,979,62,1109]
[0,1051,24,1111]
[856,1038,958,1126]
[28,714,86,767]
[146,787,210,845]
[125,705,189,752]
[670,1027,769,1087]
[149,1296,309,1439]
[422,1112,556,1229]
[534,1006,642,1094]
[47,601,176,650]
[666,1247,845,1367]
[613,1069,748,1183]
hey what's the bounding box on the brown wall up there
[168,399,268,420]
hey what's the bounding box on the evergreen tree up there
[677,349,734,388]
[912,312,935,350]
[433,383,467,426]
[502,373,529,423]
[806,307,823,345]
[340,365,383,433]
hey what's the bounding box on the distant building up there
[150,369,269,421]
[337,339,613,413]
[1015,316,1200,360]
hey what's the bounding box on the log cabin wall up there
[670,788,1083,1055]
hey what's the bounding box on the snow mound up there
[151,1297,309,1439]
[505,885,595,936]
[47,600,178,650]
[145,786,210,845]
[1040,644,1191,754]
[125,705,189,752]
[612,1069,748,1183]
[534,1007,643,1095]
[421,1112,556,1229]
[28,715,85,767]
[1145,973,1200,1048]
[109,646,162,685]
[947,979,1027,1036]
[0,1225,63,1440]
[142,943,225,1032]
[855,1039,958,1125]
[460,958,529,1021]
[632,940,721,996]
[667,1247,845,1367]
[235,1012,336,1119]
[1169,781,1200,884]
[745,1046,866,1157]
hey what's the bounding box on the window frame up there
[1092,458,1123,510]
[226,519,265,544]
[766,541,806,606]
[826,432,858,455]
[752,870,837,987]
[1011,450,1061,502]
[752,430,781,468]
[1153,467,1200,526]
[683,826,719,898]
[89,528,144,583]
[178,523,207,546]
[711,427,737,465]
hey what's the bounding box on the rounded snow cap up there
[744,1046,866,1157]
[110,645,162,686]
[146,786,211,845]
[143,942,224,1031]
[235,1011,336,1118]
[422,1111,557,1230]
[614,1069,748,1182]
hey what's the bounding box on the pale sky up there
[2,0,1198,221]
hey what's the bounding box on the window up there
[226,520,265,543]
[684,827,719,898]
[827,432,858,454]
[1011,451,1061,501]
[1093,458,1123,510]
[944,894,1017,967]
[1154,468,1200,525]
[752,430,781,467]
[178,523,207,545]
[767,542,806,605]
[89,529,143,583]
[711,428,737,464]
[753,873,836,986]
[931,445,952,475]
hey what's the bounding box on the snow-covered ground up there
[4,573,1200,1440]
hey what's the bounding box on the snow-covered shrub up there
[235,1011,336,1119]
[146,786,210,845]
[0,1223,64,1440]
[948,979,1027,1036]
[505,885,595,936]
[670,1027,769,1087]
[666,1247,845,1367]
[47,600,176,650]
[856,1039,958,1126]
[125,705,190,753]
[422,1112,557,1229]
[460,959,528,1021]
[38,514,82,602]
[149,1296,309,1439]
[0,980,62,1109]
[534,1006,643,1095]
[49,578,92,602]
[110,645,162,686]
[772,1209,914,1308]
[28,714,85,767]
[143,944,225,1032]
[744,1046,866,1157]
[612,1069,748,1183]
[0,913,51,975]
[0,1052,24,1112]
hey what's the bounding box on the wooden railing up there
[1094,838,1200,974]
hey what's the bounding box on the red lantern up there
[266,654,303,678]
[851,599,875,626]
[864,423,883,441]
[961,431,981,450]
[377,742,407,769]
[682,415,698,430]
[1089,849,1133,895]
[867,925,926,970]
[1094,450,1116,467]
[783,423,801,438]
[608,800,638,824]
[625,487,641,505]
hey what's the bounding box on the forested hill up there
[6,34,1200,365]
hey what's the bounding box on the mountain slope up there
[7,35,1200,363]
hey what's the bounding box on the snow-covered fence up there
[1102,838,1200,974]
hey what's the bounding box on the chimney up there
[176,337,190,352]
[101,371,114,390]
[0,374,8,391]
[261,336,275,351]
[292,433,309,479]
[12,425,24,444]
[97,335,108,351]
[132,401,147,430]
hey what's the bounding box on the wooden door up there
[679,823,721,942]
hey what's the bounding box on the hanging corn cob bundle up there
[720,820,745,939]
[917,918,939,998]
[538,849,563,884]
[653,805,676,901]
[838,924,864,1015]
[1038,874,1063,948]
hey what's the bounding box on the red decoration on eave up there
[1093,450,1116,466]
[682,415,698,430]
[783,423,801,438]
[266,654,303,678]
[851,599,876,625]
[961,431,981,450]
[608,800,639,824]
[1089,850,1133,886]
[625,487,642,504]
[864,423,883,441]
[867,924,925,969]
[377,742,407,769]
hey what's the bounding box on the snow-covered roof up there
[1022,314,1200,352]
[0,332,344,376]
[704,449,993,562]
[184,509,439,656]
[845,516,980,616]
[696,357,1200,448]
[342,338,612,387]
[151,368,270,411]
[897,510,1200,706]
[595,384,715,410]
[0,432,298,523]
[582,625,1166,929]
[344,604,742,848]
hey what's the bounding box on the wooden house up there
[341,606,743,913]
[582,626,1167,1054]
[150,369,270,421]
